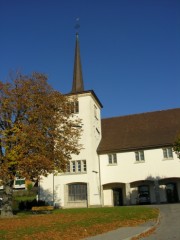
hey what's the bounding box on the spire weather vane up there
[74,17,80,33]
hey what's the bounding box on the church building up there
[39,33,180,208]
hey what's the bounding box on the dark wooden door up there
[113,188,123,206]
[166,183,178,203]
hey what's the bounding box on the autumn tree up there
[0,73,82,216]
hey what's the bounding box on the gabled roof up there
[98,108,180,154]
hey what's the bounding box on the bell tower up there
[65,32,103,207]
[39,30,103,208]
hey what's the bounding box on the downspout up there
[98,154,103,206]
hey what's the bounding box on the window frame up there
[94,105,98,119]
[135,151,145,162]
[68,183,87,202]
[66,160,87,174]
[163,147,173,159]
[77,160,81,172]
[67,101,79,114]
[82,160,87,172]
[72,161,76,172]
[108,153,117,165]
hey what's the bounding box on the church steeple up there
[71,33,84,93]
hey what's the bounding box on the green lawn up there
[0,206,159,240]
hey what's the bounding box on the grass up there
[0,206,159,240]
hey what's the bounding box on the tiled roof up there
[97,108,180,154]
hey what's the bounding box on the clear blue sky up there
[0,0,180,118]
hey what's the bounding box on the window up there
[96,128,100,135]
[14,176,25,189]
[72,161,76,172]
[66,162,70,172]
[77,161,81,172]
[74,101,79,113]
[66,160,87,173]
[108,154,117,165]
[135,151,145,162]
[67,101,79,114]
[163,148,173,159]
[94,105,98,119]
[68,183,87,201]
[15,179,25,185]
[82,160,87,172]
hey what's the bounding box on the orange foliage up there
[0,72,82,181]
[0,212,148,240]
[0,72,82,216]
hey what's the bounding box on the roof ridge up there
[102,108,180,121]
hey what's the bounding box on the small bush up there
[13,187,38,197]
[18,199,46,211]
[26,183,33,192]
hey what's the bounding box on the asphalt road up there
[141,204,180,240]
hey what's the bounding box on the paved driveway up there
[142,204,180,240]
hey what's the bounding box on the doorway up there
[113,188,123,206]
[166,183,178,203]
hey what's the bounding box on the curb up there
[125,212,161,240]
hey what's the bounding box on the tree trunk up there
[1,180,14,217]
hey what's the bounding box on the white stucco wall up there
[99,149,180,184]
[39,92,180,208]
[40,92,102,207]
[100,148,180,206]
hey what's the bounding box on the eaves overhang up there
[97,142,174,155]
[66,90,103,108]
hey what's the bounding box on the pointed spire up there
[71,33,84,93]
